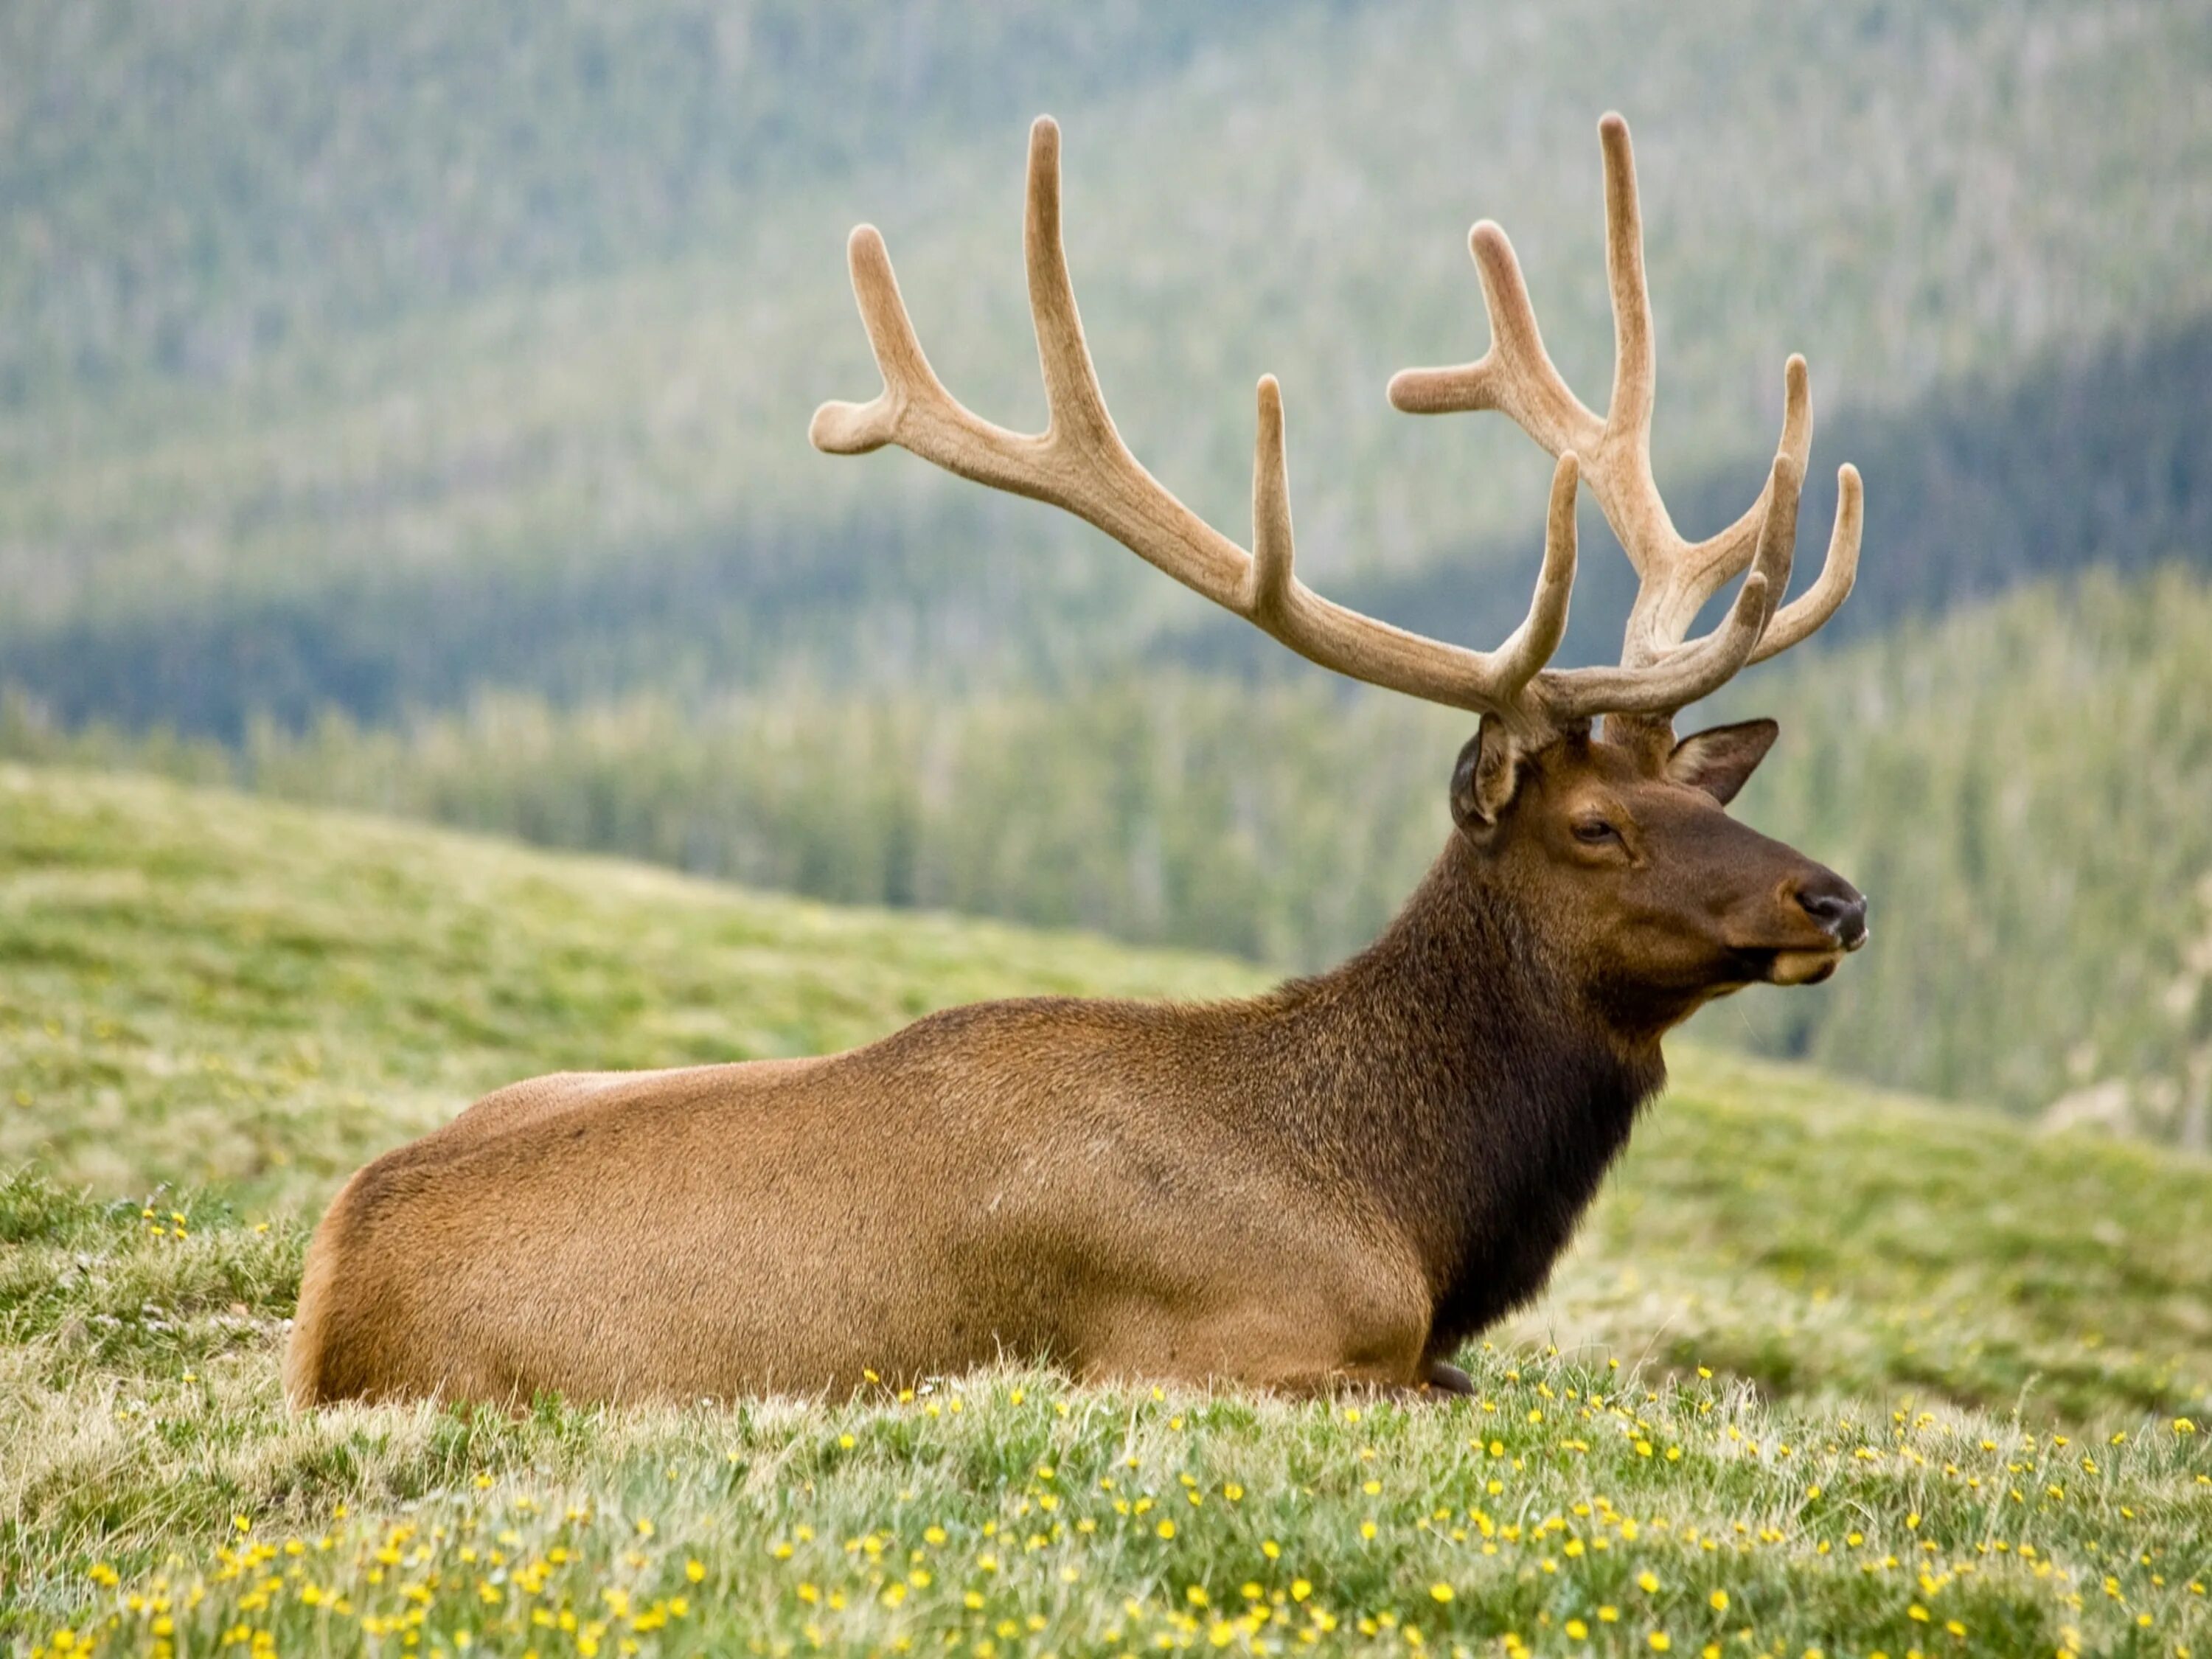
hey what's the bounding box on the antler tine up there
[1503,452,1583,686]
[1387,219,1604,460]
[1248,375,1579,719]
[811,117,1246,600]
[1391,113,1864,706]
[1543,571,1771,720]
[811,116,1594,732]
[806,218,1074,513]
[1599,112,1656,476]
[1749,462,1862,664]
[804,226,932,457]
[1022,117,1116,452]
[1619,355,1817,665]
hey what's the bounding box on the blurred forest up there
[3,0,2210,1134]
[15,568,2212,1133]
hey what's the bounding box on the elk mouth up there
[1731,942,1854,987]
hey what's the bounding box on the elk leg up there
[1081,1301,1429,1398]
[1329,1362,1476,1404]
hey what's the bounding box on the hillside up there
[4,0,2211,732]
[0,764,1259,1203]
[4,765,2210,1653]
[18,565,2212,1127]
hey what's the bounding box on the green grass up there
[3,765,2210,1655]
[0,763,1253,1206]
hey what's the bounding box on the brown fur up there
[286,720,1864,1407]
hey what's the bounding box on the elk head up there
[812,113,1868,1031]
[1450,714,1865,1034]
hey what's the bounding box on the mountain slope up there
[18,565,2209,1126]
[0,763,1261,1201]
[4,0,2209,723]
[15,307,2212,736]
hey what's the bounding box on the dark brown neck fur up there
[1255,837,1669,1356]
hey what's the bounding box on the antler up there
[811,114,1860,740]
[1388,113,1862,683]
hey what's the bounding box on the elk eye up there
[1573,818,1619,845]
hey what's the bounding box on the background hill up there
[4,765,2208,1654]
[16,565,2212,1126]
[5,0,2211,700]
[4,0,2211,1133]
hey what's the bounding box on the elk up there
[287,114,1866,1407]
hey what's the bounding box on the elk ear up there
[1450,716,1528,833]
[1665,718,1780,805]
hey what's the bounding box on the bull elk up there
[288,114,1867,1406]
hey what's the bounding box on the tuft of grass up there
[4,765,2211,1652]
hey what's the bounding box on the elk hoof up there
[1422,1359,1477,1397]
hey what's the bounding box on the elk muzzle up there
[1795,871,1869,950]
[1761,868,1868,984]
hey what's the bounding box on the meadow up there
[4,764,2209,1656]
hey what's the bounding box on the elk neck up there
[1253,836,1669,1349]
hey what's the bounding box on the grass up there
[0,764,1252,1207]
[3,765,2210,1655]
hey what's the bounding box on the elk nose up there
[1795,874,1869,950]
